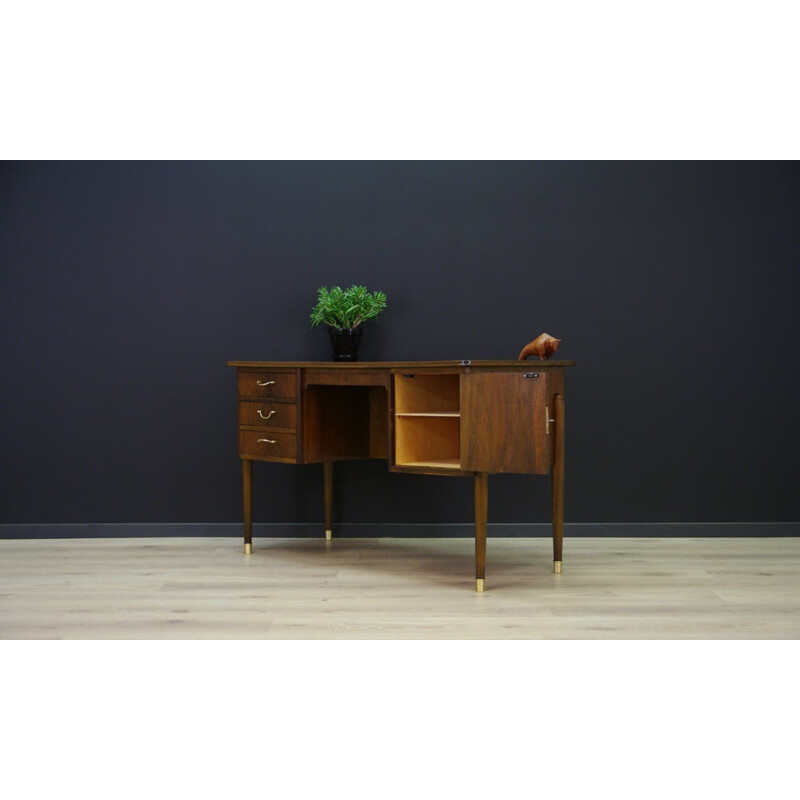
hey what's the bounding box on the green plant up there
[309,285,387,331]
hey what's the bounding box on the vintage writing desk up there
[227,360,575,591]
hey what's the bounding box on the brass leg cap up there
[325,529,333,541]
[553,560,562,574]
[244,543,252,555]
[475,578,485,592]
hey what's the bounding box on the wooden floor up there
[1,536,798,639]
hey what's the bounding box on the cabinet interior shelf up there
[396,459,461,470]
[395,412,460,417]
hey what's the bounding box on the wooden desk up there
[227,360,575,591]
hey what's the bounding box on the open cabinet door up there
[460,371,549,474]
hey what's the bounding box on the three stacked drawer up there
[237,370,298,462]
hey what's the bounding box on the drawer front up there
[238,371,297,399]
[239,430,297,461]
[238,400,297,429]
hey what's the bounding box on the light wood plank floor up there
[1,536,798,639]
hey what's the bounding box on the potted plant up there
[310,285,387,361]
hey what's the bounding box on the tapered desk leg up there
[242,458,253,555]
[551,393,565,573]
[324,461,333,541]
[475,472,488,592]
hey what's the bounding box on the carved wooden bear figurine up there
[518,333,561,361]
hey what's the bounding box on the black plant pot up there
[328,327,363,362]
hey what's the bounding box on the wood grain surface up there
[1,536,797,639]
[461,371,548,474]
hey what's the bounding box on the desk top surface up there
[228,360,576,369]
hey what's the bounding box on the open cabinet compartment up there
[393,373,461,469]
[394,373,460,414]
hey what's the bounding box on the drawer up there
[238,400,297,429]
[239,430,297,461]
[238,371,297,399]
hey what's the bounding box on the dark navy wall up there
[1,161,798,529]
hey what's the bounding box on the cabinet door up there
[460,372,549,474]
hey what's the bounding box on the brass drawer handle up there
[257,438,276,444]
[256,379,276,387]
[257,409,276,420]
